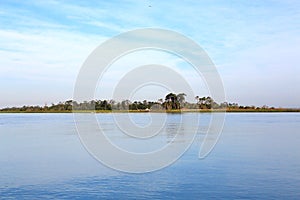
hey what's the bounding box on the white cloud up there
[0,0,300,107]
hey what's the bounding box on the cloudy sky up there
[0,0,299,107]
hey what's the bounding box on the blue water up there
[0,113,300,199]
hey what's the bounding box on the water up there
[0,113,300,199]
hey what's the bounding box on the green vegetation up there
[0,93,299,113]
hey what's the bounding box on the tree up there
[164,93,180,110]
[157,98,163,104]
[197,96,219,109]
[64,100,73,111]
[177,93,186,108]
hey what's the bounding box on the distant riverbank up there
[1,108,299,113]
[2,95,298,113]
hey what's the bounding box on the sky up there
[0,0,299,107]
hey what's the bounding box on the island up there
[1,93,299,113]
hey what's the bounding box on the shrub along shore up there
[1,93,299,113]
[1,109,300,113]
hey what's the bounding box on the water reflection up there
[1,113,300,199]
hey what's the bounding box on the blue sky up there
[0,0,299,107]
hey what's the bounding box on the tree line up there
[0,93,280,112]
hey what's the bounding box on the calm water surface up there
[0,113,299,199]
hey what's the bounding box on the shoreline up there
[1,108,300,113]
